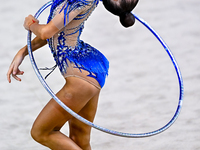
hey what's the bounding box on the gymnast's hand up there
[7,49,25,83]
[23,15,39,30]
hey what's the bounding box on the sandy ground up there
[0,0,200,149]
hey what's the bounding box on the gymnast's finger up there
[16,70,24,76]
[13,67,24,82]
[12,74,22,82]
[7,64,13,83]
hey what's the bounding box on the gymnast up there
[7,0,139,149]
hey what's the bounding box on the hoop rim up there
[27,0,184,138]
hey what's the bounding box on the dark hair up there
[102,0,139,27]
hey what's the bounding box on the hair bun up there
[119,12,135,28]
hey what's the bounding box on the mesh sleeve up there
[51,6,85,30]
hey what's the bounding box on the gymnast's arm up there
[24,16,60,40]
[24,6,84,40]
[7,14,58,83]
[7,7,85,83]
[7,36,47,83]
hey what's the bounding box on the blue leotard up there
[47,0,109,88]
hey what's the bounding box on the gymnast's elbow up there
[39,23,59,40]
[39,28,53,40]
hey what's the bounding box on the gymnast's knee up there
[69,126,91,149]
[70,134,91,149]
[30,126,47,144]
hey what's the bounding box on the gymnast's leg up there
[30,77,100,150]
[68,91,99,150]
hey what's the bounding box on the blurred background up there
[0,0,200,149]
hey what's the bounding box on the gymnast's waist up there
[51,40,99,55]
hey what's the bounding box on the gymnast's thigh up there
[68,91,100,143]
[32,77,100,132]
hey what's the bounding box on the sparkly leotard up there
[47,0,109,89]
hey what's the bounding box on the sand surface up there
[1,0,200,149]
